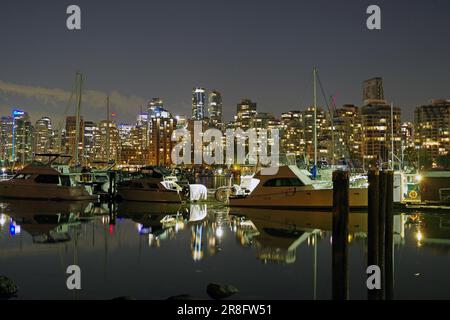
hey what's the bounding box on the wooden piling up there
[332,170,349,300]
[378,171,387,300]
[367,170,380,300]
[385,170,394,300]
[108,171,116,201]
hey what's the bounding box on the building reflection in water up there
[1,197,450,299]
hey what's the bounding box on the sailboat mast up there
[330,95,336,166]
[391,101,394,170]
[106,96,110,162]
[313,67,318,169]
[74,72,82,165]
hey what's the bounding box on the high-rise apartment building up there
[0,116,14,165]
[235,99,257,130]
[11,109,33,167]
[333,104,362,165]
[148,101,176,166]
[280,111,304,157]
[415,99,450,161]
[34,117,55,156]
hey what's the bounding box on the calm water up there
[0,199,450,300]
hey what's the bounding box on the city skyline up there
[1,0,450,123]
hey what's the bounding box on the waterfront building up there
[415,99,450,162]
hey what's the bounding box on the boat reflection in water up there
[229,208,407,264]
[0,200,91,243]
[1,198,450,299]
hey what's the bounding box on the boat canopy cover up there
[254,165,314,186]
[20,163,61,176]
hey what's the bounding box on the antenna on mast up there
[74,72,83,166]
[106,95,111,162]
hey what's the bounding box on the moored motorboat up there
[227,165,368,210]
[0,162,97,201]
[117,166,207,203]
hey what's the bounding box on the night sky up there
[0,0,449,125]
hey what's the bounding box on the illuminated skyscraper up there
[83,121,98,165]
[96,120,119,163]
[192,88,207,120]
[235,99,257,130]
[0,116,14,165]
[208,90,223,129]
[148,101,176,166]
[11,109,33,167]
[34,117,55,155]
[361,104,401,168]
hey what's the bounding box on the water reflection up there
[0,199,449,299]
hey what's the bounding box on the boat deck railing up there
[0,174,13,181]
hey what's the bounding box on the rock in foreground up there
[206,283,238,300]
[0,276,18,299]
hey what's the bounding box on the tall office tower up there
[96,119,119,163]
[361,104,402,168]
[415,99,450,163]
[83,121,98,165]
[401,122,415,149]
[208,90,223,129]
[148,104,176,166]
[34,117,55,155]
[65,115,85,165]
[11,109,33,167]
[0,116,14,166]
[192,88,207,120]
[363,77,385,106]
[235,99,257,130]
[333,104,363,165]
[303,106,331,163]
[280,111,305,158]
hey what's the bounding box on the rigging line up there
[316,72,332,115]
